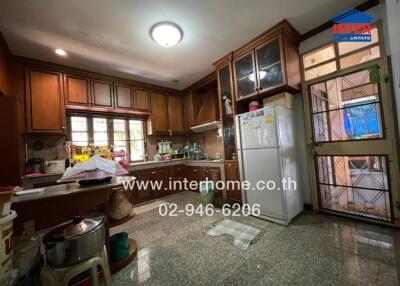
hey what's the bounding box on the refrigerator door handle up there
[237,150,247,204]
[235,114,242,150]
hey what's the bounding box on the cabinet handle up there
[193,169,197,172]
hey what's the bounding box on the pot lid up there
[43,212,105,242]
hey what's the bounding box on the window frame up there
[67,113,147,163]
[301,21,385,84]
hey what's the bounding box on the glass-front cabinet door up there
[233,52,257,99]
[255,37,284,91]
[217,64,235,160]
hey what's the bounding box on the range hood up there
[190,120,221,133]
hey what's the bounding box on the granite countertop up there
[128,158,187,166]
[129,159,224,166]
[13,176,135,204]
[127,159,225,171]
[20,159,227,187]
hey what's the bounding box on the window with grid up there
[113,119,127,153]
[70,116,89,146]
[93,117,108,146]
[302,26,381,81]
[129,120,145,161]
[68,115,145,161]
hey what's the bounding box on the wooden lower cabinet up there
[225,161,241,203]
[169,164,185,193]
[206,167,222,198]
[131,166,180,204]
[131,169,152,204]
[151,167,170,198]
[186,166,207,192]
[185,166,222,194]
[130,165,224,203]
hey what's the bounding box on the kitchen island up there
[12,176,137,273]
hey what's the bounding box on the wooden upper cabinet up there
[148,91,168,134]
[168,95,184,134]
[231,21,300,102]
[114,84,133,110]
[184,93,194,132]
[255,37,284,91]
[135,88,150,111]
[91,79,113,108]
[233,51,258,99]
[64,74,90,106]
[192,85,219,125]
[25,68,66,133]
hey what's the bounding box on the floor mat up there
[206,219,261,250]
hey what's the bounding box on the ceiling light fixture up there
[150,22,183,48]
[55,48,67,56]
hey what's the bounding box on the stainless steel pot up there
[42,212,105,268]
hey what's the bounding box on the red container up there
[249,101,261,111]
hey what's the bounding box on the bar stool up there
[40,246,112,286]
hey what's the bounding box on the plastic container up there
[13,234,41,279]
[200,181,214,205]
[110,232,129,262]
[0,211,17,280]
[0,187,14,217]
[249,101,261,111]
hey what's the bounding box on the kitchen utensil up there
[44,159,66,174]
[14,188,45,196]
[27,158,44,174]
[42,212,105,268]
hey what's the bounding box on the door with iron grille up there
[303,59,400,225]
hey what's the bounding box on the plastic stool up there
[40,245,112,286]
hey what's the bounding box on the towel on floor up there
[206,219,261,250]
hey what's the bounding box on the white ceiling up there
[0,0,365,90]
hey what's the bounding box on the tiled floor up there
[111,192,400,285]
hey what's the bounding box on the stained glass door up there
[304,60,400,224]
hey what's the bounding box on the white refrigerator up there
[235,106,303,225]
